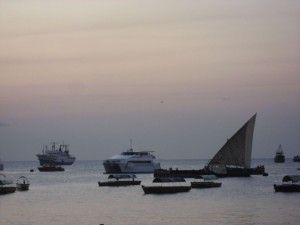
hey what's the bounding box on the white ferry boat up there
[36,142,76,165]
[103,141,161,173]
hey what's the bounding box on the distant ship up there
[274,144,285,163]
[293,155,300,162]
[103,141,161,173]
[36,142,76,165]
[0,158,3,171]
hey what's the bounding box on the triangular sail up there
[208,114,256,168]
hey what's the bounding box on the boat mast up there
[129,139,133,152]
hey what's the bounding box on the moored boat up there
[0,158,3,171]
[155,114,266,178]
[141,177,191,194]
[191,175,222,188]
[98,174,141,187]
[0,174,16,195]
[38,164,65,172]
[36,142,76,165]
[293,155,300,162]
[274,175,300,192]
[103,140,160,174]
[207,114,257,176]
[16,176,30,191]
[274,145,285,163]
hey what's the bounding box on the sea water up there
[1,159,299,225]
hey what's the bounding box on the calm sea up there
[1,159,299,225]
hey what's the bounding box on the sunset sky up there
[1,0,299,162]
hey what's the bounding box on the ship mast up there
[129,139,133,152]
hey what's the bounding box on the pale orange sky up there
[0,0,299,161]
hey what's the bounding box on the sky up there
[0,0,299,162]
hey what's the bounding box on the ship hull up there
[142,185,191,194]
[103,160,160,173]
[37,155,75,165]
[0,186,16,195]
[274,184,300,192]
[191,182,222,188]
[274,156,285,163]
[154,165,266,178]
[98,180,141,186]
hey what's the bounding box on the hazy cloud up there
[0,122,9,128]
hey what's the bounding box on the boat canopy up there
[16,176,30,184]
[208,114,256,168]
[153,177,186,183]
[108,174,136,179]
[0,174,13,185]
[195,175,218,180]
[282,175,300,183]
[0,180,14,185]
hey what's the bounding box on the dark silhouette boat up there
[0,158,3,171]
[293,155,300,162]
[98,174,141,187]
[206,114,257,177]
[0,174,16,195]
[274,144,285,163]
[141,177,191,194]
[155,114,267,178]
[274,175,300,192]
[191,175,222,188]
[16,176,30,191]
